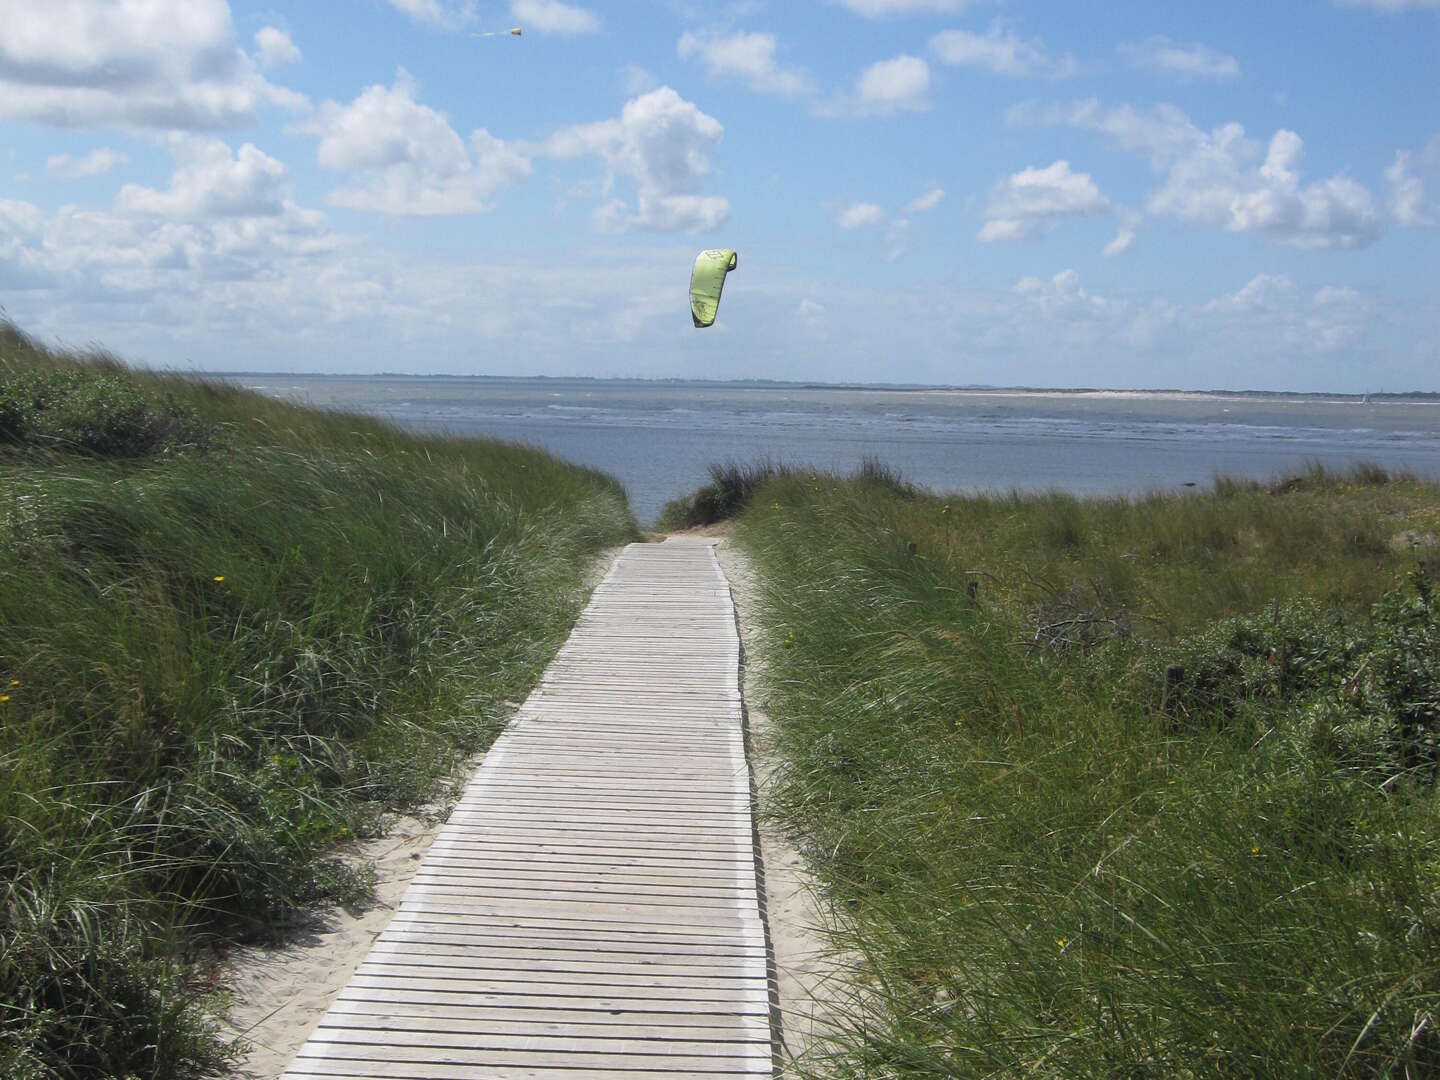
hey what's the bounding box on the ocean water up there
[234,376,1440,525]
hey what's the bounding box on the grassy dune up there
[727,463,1440,1076]
[0,323,638,1077]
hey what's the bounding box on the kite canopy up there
[690,249,737,328]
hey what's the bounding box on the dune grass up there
[731,462,1440,1076]
[0,323,638,1078]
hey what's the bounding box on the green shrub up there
[657,458,794,528]
[0,367,212,458]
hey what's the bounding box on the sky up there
[0,0,1437,391]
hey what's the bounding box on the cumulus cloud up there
[619,65,659,95]
[858,55,931,111]
[302,70,531,216]
[1202,273,1374,354]
[677,31,813,96]
[0,0,304,129]
[1387,148,1434,225]
[117,137,289,218]
[1103,227,1136,256]
[544,87,729,233]
[906,186,945,212]
[833,0,972,15]
[1333,0,1440,9]
[1117,37,1240,81]
[979,160,1108,241]
[930,21,1078,79]
[387,0,460,28]
[838,202,885,229]
[1012,100,1383,249]
[0,157,337,321]
[1014,268,1108,311]
[254,26,301,68]
[512,0,599,34]
[1204,273,1295,313]
[46,147,127,179]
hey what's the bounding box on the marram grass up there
[0,323,638,1077]
[732,463,1440,1077]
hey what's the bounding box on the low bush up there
[0,364,212,458]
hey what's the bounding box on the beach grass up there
[0,322,638,1077]
[730,462,1440,1076]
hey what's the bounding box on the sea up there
[231,376,1440,526]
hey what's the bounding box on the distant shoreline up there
[208,372,1440,404]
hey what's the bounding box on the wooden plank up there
[281,540,775,1079]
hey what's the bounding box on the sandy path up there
[715,535,853,1074]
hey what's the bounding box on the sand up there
[716,534,856,1072]
[218,808,453,1077]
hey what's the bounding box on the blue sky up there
[1,0,1437,390]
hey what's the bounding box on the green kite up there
[690,249,738,328]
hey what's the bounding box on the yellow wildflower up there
[1057,937,1068,950]
[0,695,9,703]
[213,575,225,583]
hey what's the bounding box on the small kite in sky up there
[690,249,737,329]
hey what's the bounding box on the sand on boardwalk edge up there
[219,545,627,1079]
[217,807,450,1078]
[715,534,856,1074]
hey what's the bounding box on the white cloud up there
[1103,227,1136,256]
[1118,37,1240,81]
[117,137,289,218]
[1204,273,1295,313]
[1314,285,1363,305]
[930,21,1077,79]
[387,0,459,28]
[254,26,301,68]
[544,87,728,233]
[852,55,933,114]
[46,147,128,179]
[834,0,973,15]
[512,0,599,34]
[619,65,659,96]
[1334,0,1440,9]
[1202,274,1373,354]
[677,31,813,96]
[905,186,945,213]
[838,202,885,229]
[1015,100,1383,249]
[1012,270,1112,322]
[0,170,337,315]
[1387,149,1433,225]
[303,71,531,216]
[0,0,304,130]
[979,160,1108,241]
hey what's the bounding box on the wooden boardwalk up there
[282,538,774,1078]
